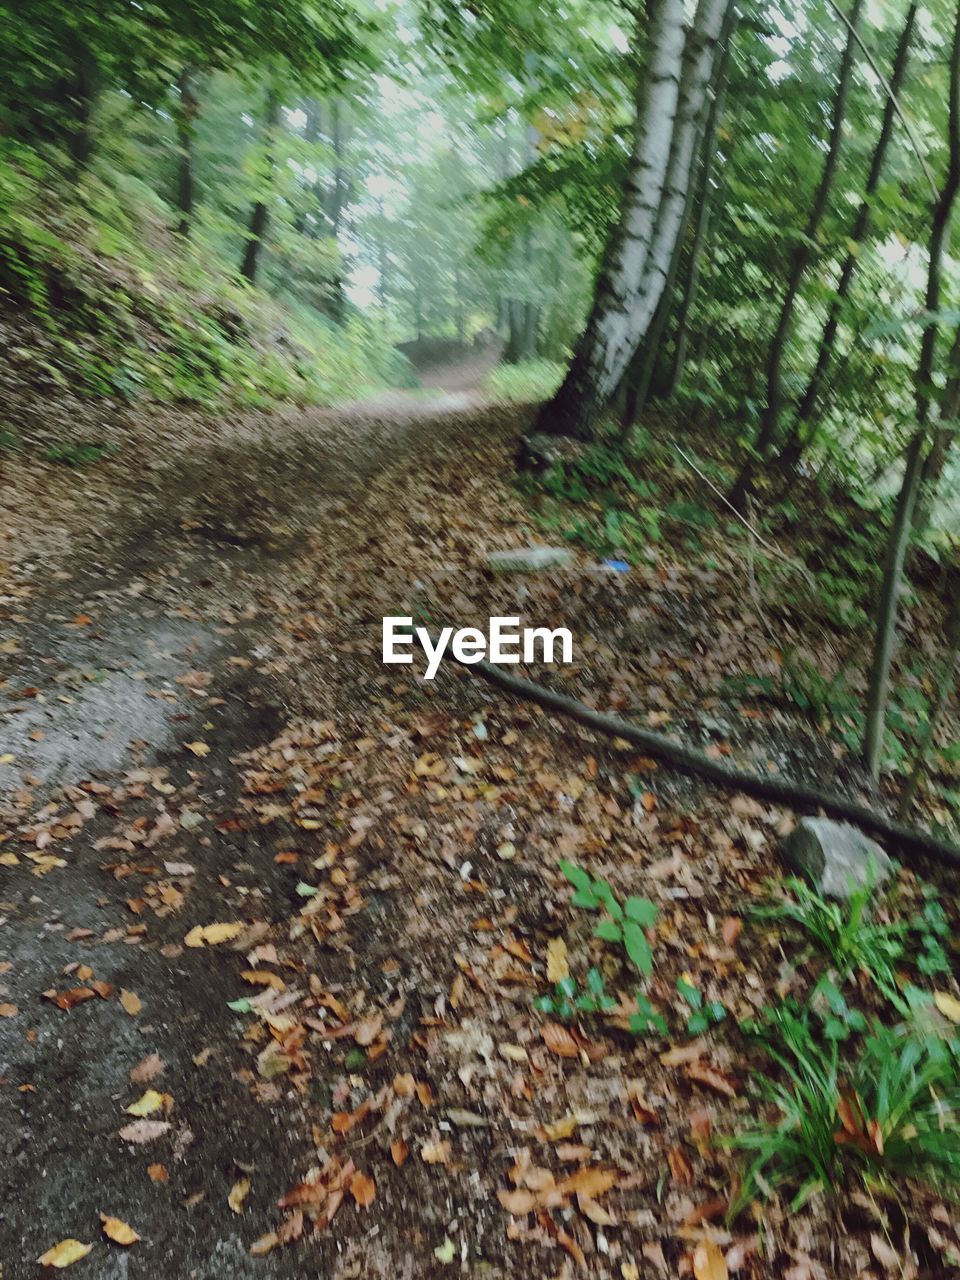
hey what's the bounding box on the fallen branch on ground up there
[461,658,960,869]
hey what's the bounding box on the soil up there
[3,359,960,1280]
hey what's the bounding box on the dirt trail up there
[0,362,532,1277]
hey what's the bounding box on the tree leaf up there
[693,1239,728,1280]
[37,1240,93,1268]
[100,1213,139,1245]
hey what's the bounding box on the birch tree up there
[535,0,731,441]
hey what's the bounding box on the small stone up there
[486,546,573,572]
[780,817,891,899]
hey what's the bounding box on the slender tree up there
[863,0,960,783]
[174,66,200,236]
[729,0,865,509]
[535,0,730,441]
[240,87,281,285]
[773,2,919,476]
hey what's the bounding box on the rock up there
[486,546,573,572]
[780,817,891,899]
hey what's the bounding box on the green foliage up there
[42,440,118,466]
[534,968,616,1021]
[486,359,563,403]
[677,975,727,1036]
[911,886,953,980]
[751,875,907,1003]
[559,860,657,976]
[732,1004,960,1211]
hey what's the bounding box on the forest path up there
[1,367,837,1278]
[0,371,541,1278]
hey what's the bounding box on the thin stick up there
[824,0,938,200]
[673,443,815,584]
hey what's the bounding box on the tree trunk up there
[863,0,960,782]
[729,0,865,509]
[240,88,281,285]
[174,66,200,237]
[774,2,918,475]
[536,0,728,441]
[662,3,736,399]
[899,589,960,817]
[914,326,960,530]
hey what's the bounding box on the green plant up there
[534,969,616,1021]
[677,975,727,1035]
[630,992,669,1036]
[560,860,658,975]
[911,886,952,979]
[732,1004,960,1211]
[42,440,119,466]
[751,875,907,1005]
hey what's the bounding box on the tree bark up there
[863,0,960,783]
[899,589,960,817]
[729,0,865,509]
[774,2,918,475]
[240,88,281,285]
[174,66,200,237]
[535,0,727,441]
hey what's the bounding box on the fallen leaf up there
[119,989,142,1016]
[126,1089,171,1117]
[37,1240,93,1268]
[722,917,742,946]
[0,1003,18,1017]
[420,1140,451,1164]
[434,1237,455,1264]
[668,1144,695,1185]
[498,1188,536,1214]
[147,1163,168,1183]
[542,1114,579,1141]
[129,1053,164,1085]
[693,1239,728,1280]
[250,1232,278,1257]
[228,1177,251,1213]
[870,1231,899,1271]
[349,1171,376,1207]
[184,741,210,757]
[391,1139,409,1166]
[687,1062,738,1098]
[542,1021,579,1058]
[118,1119,171,1143]
[100,1213,139,1246]
[546,936,569,983]
[183,922,244,947]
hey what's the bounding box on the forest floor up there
[2,358,960,1280]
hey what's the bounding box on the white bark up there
[587,0,729,403]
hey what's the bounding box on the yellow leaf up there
[935,991,960,1024]
[546,937,569,984]
[184,922,243,947]
[0,850,19,865]
[184,741,210,757]
[119,989,142,1016]
[126,1089,171,1117]
[37,1240,93,1268]
[100,1214,139,1245]
[543,1113,578,1141]
[228,1177,251,1213]
[693,1239,728,1280]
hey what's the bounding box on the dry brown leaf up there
[228,1177,251,1213]
[542,1021,579,1058]
[420,1140,451,1164]
[693,1239,728,1280]
[100,1214,139,1246]
[687,1063,738,1098]
[147,1163,168,1183]
[722,917,743,946]
[390,1139,409,1166]
[578,1195,618,1226]
[349,1171,376,1207]
[668,1144,695,1185]
[542,1114,579,1141]
[183,922,243,947]
[870,1232,899,1271]
[0,1002,18,1017]
[37,1239,93,1268]
[498,1188,537,1215]
[130,1053,164,1085]
[560,1167,617,1198]
[250,1232,278,1257]
[118,1119,171,1143]
[354,1013,383,1046]
[119,989,142,1016]
[661,1039,708,1067]
[546,936,569,983]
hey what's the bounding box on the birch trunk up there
[535,0,708,440]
